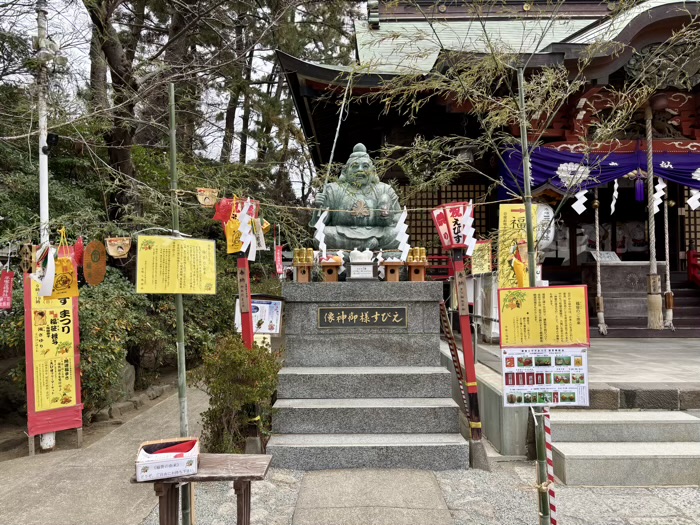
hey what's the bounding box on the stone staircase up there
[550,410,700,485]
[267,282,469,470]
[590,271,700,338]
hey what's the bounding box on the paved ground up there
[474,337,700,383]
[3,365,700,525]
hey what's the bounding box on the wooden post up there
[237,258,254,349]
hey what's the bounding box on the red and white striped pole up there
[543,407,557,525]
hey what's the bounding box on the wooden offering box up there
[408,261,428,282]
[382,261,404,282]
[321,260,343,282]
[294,262,313,283]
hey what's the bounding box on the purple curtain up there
[501,146,700,193]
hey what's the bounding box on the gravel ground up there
[140,462,700,525]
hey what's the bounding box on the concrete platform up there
[550,410,700,442]
[267,434,469,471]
[552,442,700,486]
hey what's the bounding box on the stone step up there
[590,326,700,338]
[278,366,452,399]
[267,433,469,470]
[283,334,441,367]
[552,442,700,486]
[272,398,460,434]
[550,410,700,442]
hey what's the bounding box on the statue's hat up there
[348,143,369,161]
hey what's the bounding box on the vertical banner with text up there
[24,248,82,437]
[498,204,537,289]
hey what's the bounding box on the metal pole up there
[518,66,550,525]
[169,82,192,525]
[35,0,55,452]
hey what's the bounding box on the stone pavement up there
[475,337,700,383]
[3,379,700,525]
[0,387,207,525]
[143,462,700,525]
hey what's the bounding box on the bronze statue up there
[310,143,401,250]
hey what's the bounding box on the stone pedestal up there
[267,282,469,470]
[582,262,667,318]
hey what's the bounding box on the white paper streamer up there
[611,179,619,215]
[38,247,56,296]
[459,201,477,256]
[689,189,700,210]
[336,250,345,275]
[238,199,257,261]
[653,178,666,215]
[572,190,588,215]
[313,209,329,258]
[395,206,410,261]
[376,249,385,279]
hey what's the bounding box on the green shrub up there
[190,335,281,453]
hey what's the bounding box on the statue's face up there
[344,156,373,187]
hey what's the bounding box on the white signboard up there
[591,251,621,263]
[502,347,589,407]
[235,298,283,336]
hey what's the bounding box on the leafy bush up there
[190,335,281,453]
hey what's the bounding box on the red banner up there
[275,246,284,275]
[24,246,82,437]
[0,270,14,310]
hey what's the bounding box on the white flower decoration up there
[608,162,619,166]
[556,162,590,188]
[692,167,700,181]
[660,161,674,169]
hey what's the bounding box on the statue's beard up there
[349,174,370,188]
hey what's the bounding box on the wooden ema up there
[407,261,428,282]
[294,262,313,283]
[321,261,342,282]
[382,261,404,282]
[134,453,271,525]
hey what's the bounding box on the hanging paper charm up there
[572,190,588,215]
[313,209,329,259]
[105,237,132,259]
[84,240,107,286]
[459,201,477,256]
[238,199,257,261]
[196,188,219,208]
[653,178,666,215]
[0,269,14,310]
[611,180,619,215]
[689,190,700,210]
[395,206,411,261]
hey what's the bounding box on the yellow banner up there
[471,241,492,275]
[499,286,589,347]
[136,236,216,294]
[30,279,77,412]
[498,204,537,289]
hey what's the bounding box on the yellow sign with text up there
[498,286,590,348]
[471,241,492,275]
[498,204,537,289]
[136,236,216,295]
[30,280,77,412]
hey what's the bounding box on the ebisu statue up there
[310,143,401,250]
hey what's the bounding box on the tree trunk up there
[220,88,239,163]
[88,26,108,112]
[238,48,254,164]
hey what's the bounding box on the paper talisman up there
[275,245,284,275]
[196,188,219,208]
[83,240,107,286]
[48,257,78,299]
[0,270,14,310]
[226,218,243,254]
[213,198,234,225]
[105,237,132,259]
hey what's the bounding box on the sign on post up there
[498,204,537,289]
[499,285,590,407]
[136,236,216,295]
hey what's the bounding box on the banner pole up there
[169,82,192,525]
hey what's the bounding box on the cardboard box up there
[135,437,199,482]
